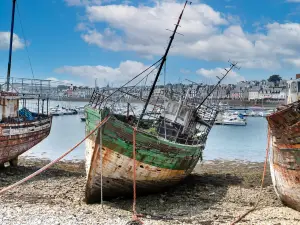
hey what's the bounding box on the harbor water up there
[24,101,268,162]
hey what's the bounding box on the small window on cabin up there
[298,82,300,93]
[179,108,186,118]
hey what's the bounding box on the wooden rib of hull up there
[267,101,300,211]
[85,139,187,202]
[84,107,205,202]
[0,117,52,164]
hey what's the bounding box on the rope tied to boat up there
[0,115,111,195]
[126,127,143,225]
[230,126,271,225]
[99,121,105,212]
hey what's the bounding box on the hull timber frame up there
[0,116,52,165]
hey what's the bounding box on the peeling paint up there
[0,116,52,164]
[267,103,300,211]
[84,106,205,202]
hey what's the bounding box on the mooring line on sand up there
[230,126,271,225]
[126,126,143,225]
[0,115,111,195]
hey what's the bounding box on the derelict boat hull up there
[267,102,300,211]
[84,106,205,203]
[0,116,52,165]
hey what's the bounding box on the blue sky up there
[1,0,300,87]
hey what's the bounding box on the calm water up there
[24,102,268,162]
[204,117,268,162]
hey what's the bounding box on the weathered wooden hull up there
[267,101,300,211]
[84,107,205,203]
[0,116,52,164]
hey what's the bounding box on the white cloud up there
[284,58,300,67]
[196,67,245,84]
[0,32,24,50]
[54,60,154,86]
[46,77,83,87]
[69,1,300,71]
[81,2,227,56]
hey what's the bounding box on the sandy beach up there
[0,157,300,225]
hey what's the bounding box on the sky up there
[2,0,300,87]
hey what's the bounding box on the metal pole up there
[37,97,40,115]
[127,102,130,118]
[42,99,44,115]
[46,98,49,115]
[6,0,17,92]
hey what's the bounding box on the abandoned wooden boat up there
[84,1,239,203]
[0,0,52,167]
[266,75,300,211]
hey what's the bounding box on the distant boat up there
[222,114,247,126]
[266,76,300,211]
[248,110,258,117]
[80,116,86,122]
[0,0,52,167]
[75,106,85,114]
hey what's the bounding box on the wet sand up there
[0,157,299,225]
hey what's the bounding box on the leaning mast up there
[139,0,192,121]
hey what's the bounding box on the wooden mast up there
[6,0,17,92]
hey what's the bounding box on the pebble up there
[0,157,300,225]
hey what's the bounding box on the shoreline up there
[1,157,299,225]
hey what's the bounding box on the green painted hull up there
[84,106,205,201]
[85,106,203,171]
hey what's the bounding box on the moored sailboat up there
[0,0,52,167]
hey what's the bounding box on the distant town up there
[7,74,292,103]
[46,74,289,103]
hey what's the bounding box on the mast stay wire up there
[16,1,35,80]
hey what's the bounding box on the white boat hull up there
[222,120,247,126]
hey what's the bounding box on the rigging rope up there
[163,60,167,139]
[16,2,35,79]
[107,62,161,109]
[133,127,137,218]
[0,115,111,195]
[230,126,271,225]
[103,57,163,103]
[99,123,105,211]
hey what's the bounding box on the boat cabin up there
[0,92,19,121]
[162,101,193,127]
[156,100,212,144]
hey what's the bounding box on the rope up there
[99,124,105,211]
[16,2,35,79]
[126,127,143,225]
[108,62,161,110]
[230,126,271,225]
[0,115,111,195]
[103,58,163,103]
[133,127,138,218]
